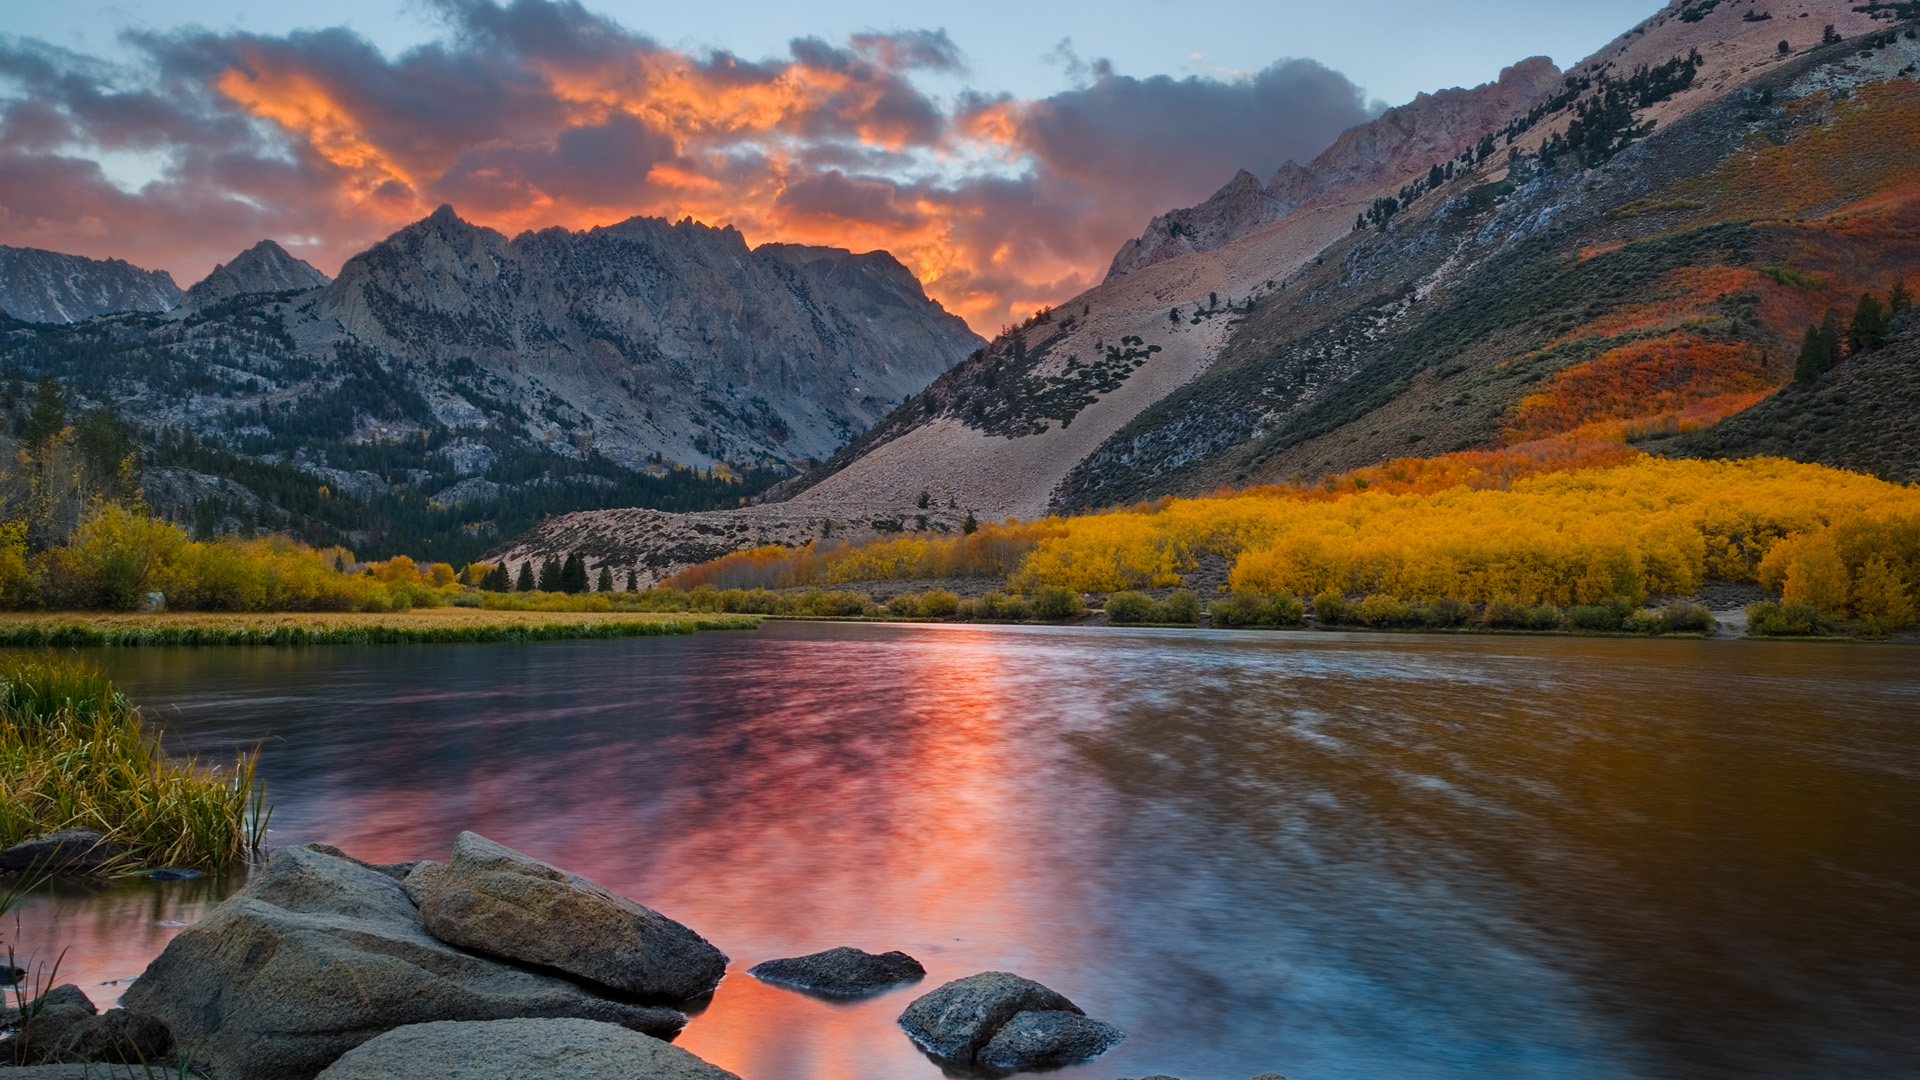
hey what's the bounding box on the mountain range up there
[494,0,1918,584]
[0,210,979,561]
[2,0,1914,584]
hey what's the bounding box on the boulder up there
[897,972,1081,1065]
[747,947,924,998]
[55,1009,173,1064]
[13,1005,93,1064]
[1,985,96,1030]
[312,1018,740,1080]
[121,844,685,1080]
[408,833,727,1001]
[0,830,123,874]
[975,1010,1125,1072]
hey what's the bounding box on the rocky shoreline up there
[0,833,1201,1079]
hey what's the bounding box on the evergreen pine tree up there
[1849,293,1891,353]
[1795,325,1827,381]
[537,556,563,592]
[561,552,588,594]
[21,376,66,448]
[1818,309,1844,368]
[962,511,979,534]
[515,562,536,591]
[1890,280,1913,316]
[626,568,638,592]
[596,565,614,592]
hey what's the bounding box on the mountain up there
[750,0,1894,520]
[301,206,979,470]
[0,246,181,323]
[180,240,331,313]
[0,208,981,562]
[487,0,1919,586]
[1106,57,1565,280]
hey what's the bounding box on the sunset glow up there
[0,1,1378,330]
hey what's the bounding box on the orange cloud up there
[0,1,1376,332]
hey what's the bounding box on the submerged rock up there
[747,947,925,998]
[975,1010,1125,1072]
[312,1018,741,1080]
[145,867,203,881]
[54,1009,174,1064]
[897,972,1084,1065]
[0,829,124,874]
[121,844,685,1080]
[408,832,727,1001]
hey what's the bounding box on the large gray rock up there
[897,972,1081,1065]
[975,1010,1125,1072]
[312,1018,739,1080]
[120,844,684,1080]
[0,830,124,874]
[0,1067,156,1078]
[747,946,924,998]
[55,1009,173,1064]
[407,832,727,1001]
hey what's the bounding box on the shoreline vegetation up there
[666,457,1920,641]
[0,610,757,648]
[0,656,264,870]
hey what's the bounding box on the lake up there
[8,623,1919,1079]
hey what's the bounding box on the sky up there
[0,0,1659,329]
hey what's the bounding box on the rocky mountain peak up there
[180,240,331,312]
[0,245,181,324]
[1106,56,1563,280]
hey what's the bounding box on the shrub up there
[885,593,922,618]
[1355,594,1416,629]
[1747,600,1826,636]
[815,590,872,617]
[1624,608,1664,634]
[1568,596,1637,631]
[976,591,1031,621]
[1104,591,1163,624]
[954,598,978,621]
[1163,589,1203,625]
[919,590,960,618]
[1483,598,1530,628]
[1417,597,1473,628]
[1658,603,1715,633]
[1212,593,1305,629]
[1030,586,1085,621]
[1312,591,1349,625]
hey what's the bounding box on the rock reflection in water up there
[5,624,1915,1080]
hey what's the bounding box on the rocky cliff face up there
[181,240,330,312]
[0,207,982,561]
[0,246,181,323]
[1105,57,1564,280]
[300,207,980,470]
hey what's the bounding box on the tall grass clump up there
[0,656,266,869]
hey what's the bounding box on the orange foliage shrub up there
[1504,333,1775,442]
[1685,81,1920,221]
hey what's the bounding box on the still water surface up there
[9,623,1919,1079]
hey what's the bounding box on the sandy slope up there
[791,205,1362,518]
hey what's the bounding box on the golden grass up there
[0,609,761,647]
[0,656,265,869]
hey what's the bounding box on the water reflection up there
[6,625,1917,1079]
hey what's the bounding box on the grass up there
[0,609,761,647]
[0,656,266,870]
